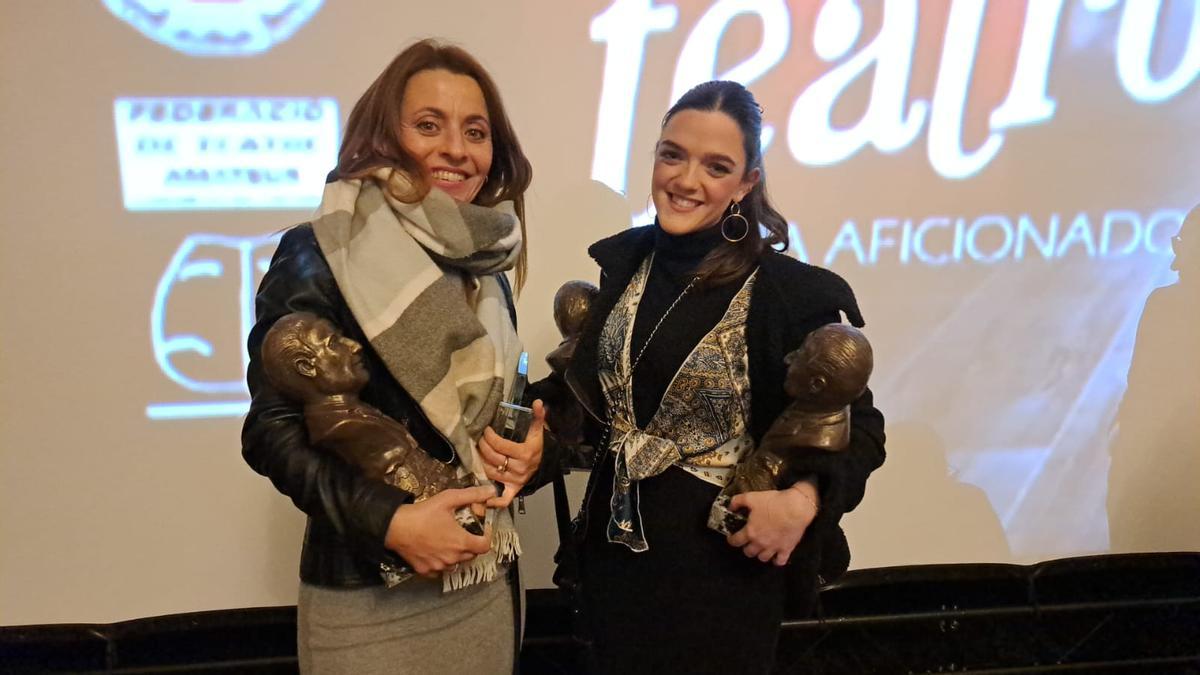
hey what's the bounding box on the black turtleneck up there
[628,223,754,428]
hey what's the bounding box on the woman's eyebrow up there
[658,140,736,165]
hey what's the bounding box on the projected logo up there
[102,0,324,57]
[114,97,339,210]
[147,233,281,420]
[127,94,337,416]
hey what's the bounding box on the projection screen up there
[2,0,1197,625]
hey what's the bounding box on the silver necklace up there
[623,264,699,388]
[597,258,699,457]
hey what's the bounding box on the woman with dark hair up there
[241,39,544,673]
[557,80,886,673]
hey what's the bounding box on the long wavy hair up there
[336,39,532,291]
[661,81,789,287]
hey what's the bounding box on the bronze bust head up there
[542,280,599,447]
[709,324,874,535]
[261,312,483,565]
[783,323,873,413]
[547,280,599,374]
[261,312,370,405]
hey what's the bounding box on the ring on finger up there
[499,457,510,473]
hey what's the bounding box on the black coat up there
[561,225,886,596]
[241,224,516,587]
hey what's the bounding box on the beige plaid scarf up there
[312,169,523,591]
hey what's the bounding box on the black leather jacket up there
[241,224,516,587]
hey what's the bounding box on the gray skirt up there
[297,573,514,675]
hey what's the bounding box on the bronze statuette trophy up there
[543,280,599,446]
[260,312,484,585]
[708,323,874,535]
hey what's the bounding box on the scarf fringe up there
[378,512,523,592]
[442,523,523,592]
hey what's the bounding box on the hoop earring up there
[721,202,750,243]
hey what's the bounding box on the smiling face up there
[398,68,494,203]
[651,109,760,236]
